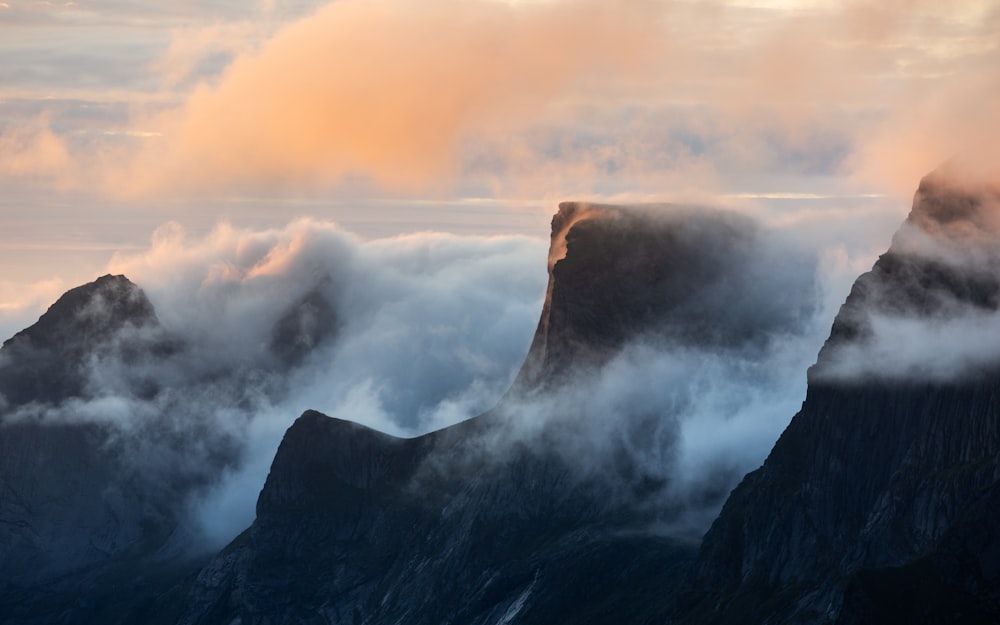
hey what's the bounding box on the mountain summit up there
[0,274,162,407]
[0,274,195,625]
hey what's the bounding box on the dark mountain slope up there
[678,168,1000,624]
[179,410,694,625]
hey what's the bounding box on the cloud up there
[103,219,548,434]
[0,116,76,183]
[819,311,1000,383]
[2,0,997,204]
[489,334,825,538]
[106,0,662,196]
[0,276,69,341]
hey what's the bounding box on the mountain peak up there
[0,274,161,407]
[512,202,813,393]
[812,165,1000,383]
[682,164,1000,624]
[3,273,155,351]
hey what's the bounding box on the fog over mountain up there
[3,221,549,548]
[167,201,826,625]
[813,162,1000,382]
[172,164,1000,624]
[4,162,1000,623]
[2,203,840,553]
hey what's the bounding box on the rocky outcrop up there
[678,168,1000,623]
[513,201,811,392]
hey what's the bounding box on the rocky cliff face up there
[678,169,1000,624]
[513,202,810,392]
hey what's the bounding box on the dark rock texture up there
[677,169,1000,624]
[176,410,695,625]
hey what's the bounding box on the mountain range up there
[1,166,999,623]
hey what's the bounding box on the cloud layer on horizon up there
[1,0,997,202]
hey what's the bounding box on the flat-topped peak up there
[511,201,812,394]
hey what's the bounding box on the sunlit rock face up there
[679,167,1000,625]
[175,202,817,625]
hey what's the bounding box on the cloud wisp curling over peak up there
[1,218,548,547]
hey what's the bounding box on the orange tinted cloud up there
[0,117,76,184]
[2,0,997,201]
[114,0,662,195]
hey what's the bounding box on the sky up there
[1,0,998,547]
[1,0,996,325]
